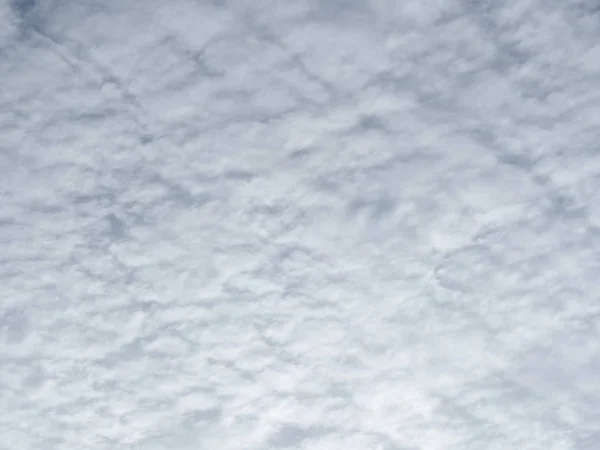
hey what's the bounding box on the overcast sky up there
[2,1,600,449]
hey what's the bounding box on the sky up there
[1,0,600,449]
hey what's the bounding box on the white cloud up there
[2,1,600,449]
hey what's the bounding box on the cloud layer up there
[1,1,600,449]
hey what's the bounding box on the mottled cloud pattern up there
[1,1,600,449]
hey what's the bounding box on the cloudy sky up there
[2,0,600,449]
